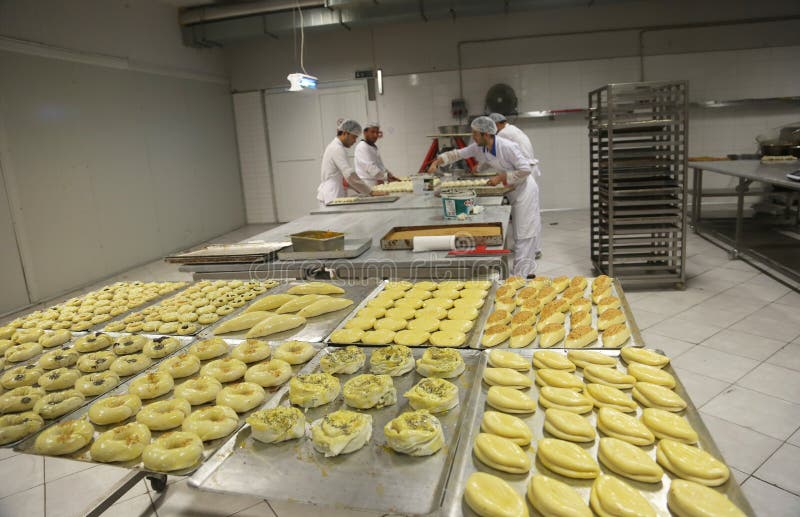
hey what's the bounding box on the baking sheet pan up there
[200,280,383,344]
[473,278,643,349]
[14,338,323,475]
[189,346,486,515]
[165,242,291,265]
[440,348,755,517]
[277,238,372,261]
[325,280,499,348]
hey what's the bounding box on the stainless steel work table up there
[181,206,512,280]
[690,159,800,287]
[309,192,505,214]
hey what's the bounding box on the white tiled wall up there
[368,45,800,208]
[233,92,277,223]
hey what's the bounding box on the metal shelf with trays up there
[589,80,689,289]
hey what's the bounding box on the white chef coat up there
[354,140,389,188]
[498,123,539,176]
[438,135,540,241]
[317,137,371,205]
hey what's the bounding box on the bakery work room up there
[1,1,799,516]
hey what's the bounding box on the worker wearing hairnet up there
[354,121,398,187]
[489,112,542,259]
[317,119,383,205]
[428,116,541,277]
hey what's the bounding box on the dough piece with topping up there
[310,409,372,457]
[343,374,396,409]
[384,410,444,456]
[403,378,459,413]
[370,345,415,376]
[288,373,340,408]
[415,348,465,378]
[247,406,305,444]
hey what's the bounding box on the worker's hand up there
[427,159,442,173]
[486,172,507,186]
[387,173,400,182]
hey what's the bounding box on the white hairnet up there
[471,116,497,135]
[489,113,506,123]
[337,119,362,136]
[363,121,380,129]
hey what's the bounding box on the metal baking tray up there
[290,231,345,252]
[326,195,400,206]
[101,281,282,337]
[277,238,371,261]
[441,348,755,517]
[200,280,382,343]
[324,280,499,348]
[14,338,323,475]
[381,223,505,250]
[472,278,643,349]
[2,334,195,448]
[189,346,486,515]
[164,242,291,265]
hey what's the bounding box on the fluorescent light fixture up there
[377,68,383,95]
[287,72,318,91]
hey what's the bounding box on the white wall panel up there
[233,92,276,224]
[0,169,29,314]
[0,50,244,302]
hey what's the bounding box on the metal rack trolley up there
[589,81,688,289]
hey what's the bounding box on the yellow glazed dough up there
[537,438,599,479]
[394,329,431,346]
[532,351,575,371]
[288,373,340,408]
[621,347,669,368]
[567,350,617,369]
[656,439,730,486]
[415,348,465,378]
[601,324,631,348]
[509,326,537,349]
[586,383,637,412]
[543,408,595,442]
[439,319,474,333]
[627,362,676,388]
[328,328,365,344]
[488,350,531,371]
[564,326,598,348]
[361,329,395,345]
[483,368,533,389]
[538,324,565,348]
[641,408,698,444]
[406,317,440,333]
[590,475,656,517]
[403,378,458,413]
[464,472,529,517]
[633,382,687,412]
[538,387,592,414]
[598,437,664,483]
[583,365,635,389]
[527,475,591,517]
[535,369,584,391]
[668,480,746,517]
[481,325,511,348]
[597,407,655,446]
[487,386,536,414]
[473,432,531,474]
[429,330,466,347]
[384,409,444,456]
[480,411,532,446]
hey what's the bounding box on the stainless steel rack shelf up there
[589,80,688,289]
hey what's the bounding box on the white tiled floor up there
[1,210,799,516]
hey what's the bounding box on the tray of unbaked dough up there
[100,280,281,336]
[0,334,195,448]
[14,337,323,475]
[473,276,643,349]
[189,346,486,515]
[440,348,755,517]
[326,195,400,206]
[324,280,498,348]
[0,281,188,334]
[200,279,383,343]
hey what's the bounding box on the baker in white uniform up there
[316,119,382,206]
[489,112,542,259]
[354,121,398,188]
[428,116,541,277]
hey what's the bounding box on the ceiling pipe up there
[179,0,325,26]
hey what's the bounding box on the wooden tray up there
[380,222,504,250]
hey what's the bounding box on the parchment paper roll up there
[412,235,456,252]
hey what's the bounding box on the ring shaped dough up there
[288,373,340,408]
[369,345,414,376]
[110,354,153,377]
[77,351,116,373]
[216,382,266,412]
[75,372,121,397]
[182,405,239,440]
[90,422,151,463]
[34,390,85,419]
[38,348,79,369]
[142,431,204,472]
[136,398,192,431]
[245,359,293,387]
[0,412,44,445]
[415,348,465,378]
[0,386,46,413]
[129,372,175,399]
[158,354,201,379]
[273,341,316,365]
[34,419,94,455]
[200,358,248,383]
[37,368,81,391]
[143,337,182,359]
[88,394,142,425]
[188,338,228,360]
[174,376,223,405]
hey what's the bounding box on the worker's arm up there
[486,142,532,187]
[427,143,480,172]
